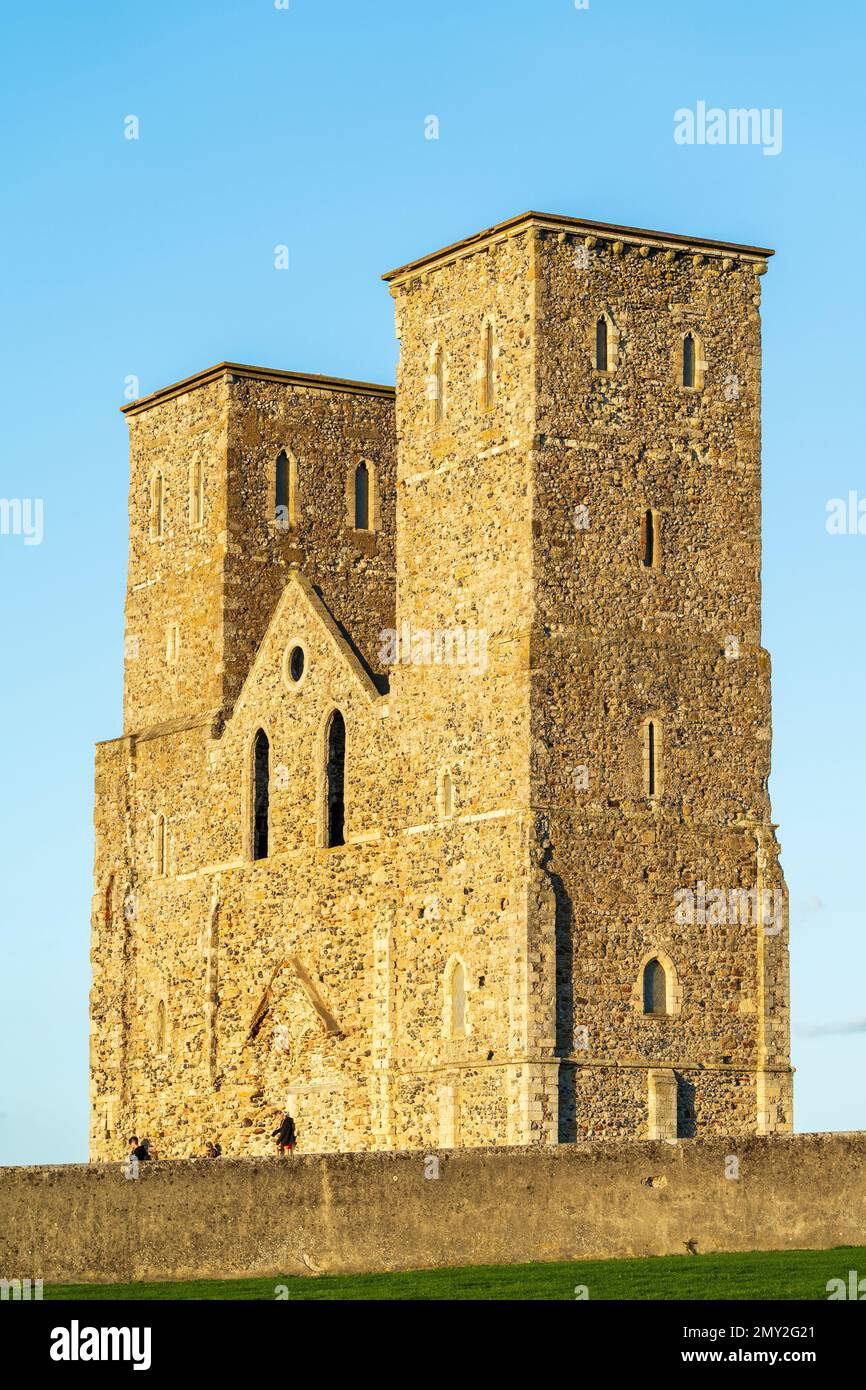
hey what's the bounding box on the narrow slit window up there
[325,710,346,847]
[647,720,657,797]
[252,729,269,860]
[433,346,445,424]
[155,814,167,876]
[190,461,203,527]
[682,333,696,388]
[439,768,454,819]
[275,451,290,529]
[642,509,655,568]
[150,472,164,540]
[596,316,608,371]
[483,323,495,408]
[450,961,466,1037]
[354,461,370,530]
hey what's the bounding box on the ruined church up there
[90,210,792,1159]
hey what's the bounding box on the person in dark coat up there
[271,1113,296,1156]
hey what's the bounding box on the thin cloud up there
[799,1018,866,1038]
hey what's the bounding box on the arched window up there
[190,460,204,527]
[483,323,495,409]
[150,471,164,540]
[354,461,370,530]
[449,961,466,1038]
[252,729,270,860]
[325,710,346,847]
[645,718,660,798]
[643,958,668,1015]
[682,332,696,388]
[155,814,167,876]
[433,345,445,425]
[641,509,656,568]
[156,999,167,1053]
[636,950,680,1018]
[596,315,609,371]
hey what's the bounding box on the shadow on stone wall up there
[540,841,576,1144]
[677,1073,697,1139]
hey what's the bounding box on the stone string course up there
[90,212,791,1162]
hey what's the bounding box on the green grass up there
[46,1245,866,1301]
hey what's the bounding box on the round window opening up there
[288,645,305,683]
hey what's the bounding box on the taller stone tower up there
[384,211,791,1140]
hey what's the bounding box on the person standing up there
[271,1112,296,1156]
[128,1134,152,1161]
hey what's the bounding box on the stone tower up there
[90,213,791,1160]
[122,363,397,732]
[383,212,791,1141]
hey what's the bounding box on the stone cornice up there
[383,210,774,285]
[121,361,395,418]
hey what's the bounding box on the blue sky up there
[1,0,863,1163]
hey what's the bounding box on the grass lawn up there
[46,1245,865,1301]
